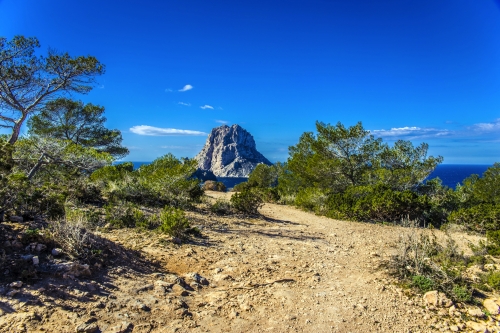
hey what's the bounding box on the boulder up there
[195,124,271,177]
[483,298,500,315]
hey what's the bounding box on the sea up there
[127,162,492,190]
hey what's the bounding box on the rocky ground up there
[1,191,500,332]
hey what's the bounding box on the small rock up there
[32,256,39,265]
[285,314,297,320]
[75,322,99,333]
[69,263,91,277]
[171,237,182,245]
[424,291,438,306]
[11,240,23,249]
[133,323,152,333]
[214,267,223,273]
[10,281,23,288]
[239,303,253,311]
[449,305,457,316]
[483,299,500,316]
[175,308,190,318]
[21,254,34,261]
[468,307,485,318]
[449,325,460,332]
[466,321,489,332]
[103,321,132,333]
[137,303,150,311]
[186,272,209,286]
[52,248,63,256]
[9,215,23,222]
[35,243,46,252]
[6,290,19,297]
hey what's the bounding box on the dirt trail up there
[0,191,486,332]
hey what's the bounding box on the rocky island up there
[195,124,272,178]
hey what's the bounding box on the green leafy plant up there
[210,199,232,215]
[230,189,264,215]
[485,271,500,290]
[157,206,190,238]
[452,286,472,302]
[411,275,434,293]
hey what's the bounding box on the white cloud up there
[161,145,186,149]
[130,125,206,136]
[469,119,500,132]
[178,84,193,92]
[165,88,173,92]
[215,120,228,124]
[178,102,191,106]
[371,126,451,139]
[200,105,214,110]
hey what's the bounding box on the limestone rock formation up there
[195,124,272,177]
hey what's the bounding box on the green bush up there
[210,199,232,215]
[485,271,500,290]
[104,202,148,228]
[486,230,500,256]
[247,163,278,188]
[411,275,434,293]
[321,185,428,224]
[230,189,264,215]
[232,181,251,192]
[295,187,329,214]
[91,155,203,208]
[448,204,500,233]
[452,286,472,302]
[157,206,190,238]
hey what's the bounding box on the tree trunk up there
[27,153,46,180]
[9,116,26,145]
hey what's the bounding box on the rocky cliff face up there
[195,124,272,177]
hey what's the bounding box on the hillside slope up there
[0,192,493,333]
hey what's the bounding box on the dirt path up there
[0,191,486,332]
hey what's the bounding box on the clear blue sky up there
[1,0,499,164]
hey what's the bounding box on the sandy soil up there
[0,191,492,332]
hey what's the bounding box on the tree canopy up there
[28,98,129,159]
[0,36,105,144]
[286,121,442,193]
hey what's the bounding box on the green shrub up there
[448,204,500,233]
[322,185,428,223]
[22,228,41,243]
[157,206,190,238]
[411,275,434,293]
[202,180,226,192]
[295,187,329,213]
[486,230,500,255]
[253,187,280,203]
[486,271,500,290]
[230,189,263,215]
[247,163,278,188]
[91,155,203,208]
[104,202,144,228]
[210,199,232,215]
[452,286,472,302]
[232,181,251,192]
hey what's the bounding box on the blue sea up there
[126,162,492,190]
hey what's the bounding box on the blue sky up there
[1,0,499,164]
